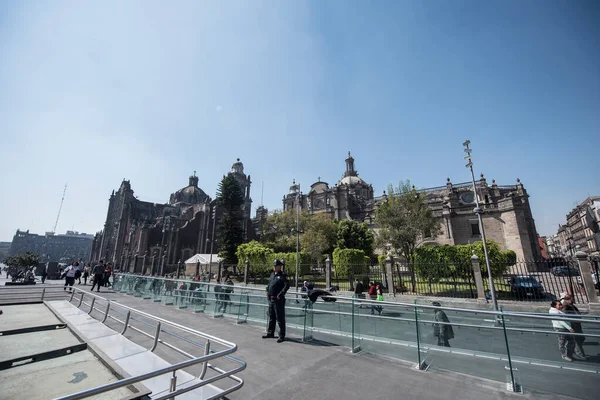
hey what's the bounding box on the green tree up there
[332,248,369,280]
[301,214,337,263]
[336,219,374,257]
[259,209,310,253]
[236,240,274,274]
[375,180,440,292]
[216,174,245,265]
[4,252,40,281]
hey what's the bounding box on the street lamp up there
[463,140,498,311]
[295,189,302,293]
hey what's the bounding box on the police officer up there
[263,259,290,343]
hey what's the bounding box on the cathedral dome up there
[338,175,367,186]
[289,179,300,194]
[170,174,210,205]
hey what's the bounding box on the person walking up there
[62,262,77,292]
[83,263,90,285]
[263,259,290,343]
[41,265,48,284]
[219,273,234,313]
[560,293,586,360]
[432,301,454,347]
[103,263,112,287]
[550,300,575,362]
[76,258,84,284]
[91,260,105,292]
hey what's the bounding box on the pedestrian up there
[219,273,234,313]
[432,301,454,347]
[83,263,90,285]
[62,262,77,292]
[300,281,310,311]
[560,293,586,360]
[103,263,112,287]
[367,282,377,314]
[549,300,575,362]
[263,259,290,343]
[91,260,105,292]
[41,265,48,284]
[76,258,84,284]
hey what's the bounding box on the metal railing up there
[0,285,246,400]
[110,273,600,397]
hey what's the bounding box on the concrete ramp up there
[46,300,226,399]
[0,304,147,400]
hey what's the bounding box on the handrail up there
[2,285,247,400]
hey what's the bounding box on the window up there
[471,223,480,236]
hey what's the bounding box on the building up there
[0,242,12,262]
[8,230,93,262]
[283,153,541,261]
[564,197,600,256]
[91,159,252,273]
[545,234,561,258]
[538,236,548,260]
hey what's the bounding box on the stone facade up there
[283,153,541,261]
[91,160,252,273]
[9,230,93,263]
[562,197,600,256]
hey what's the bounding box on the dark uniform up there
[266,268,290,340]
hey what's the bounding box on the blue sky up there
[0,0,598,242]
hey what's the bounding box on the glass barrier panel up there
[502,311,600,399]
[414,299,514,388]
[236,290,250,324]
[356,298,419,364]
[309,298,354,348]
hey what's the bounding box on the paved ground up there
[77,288,581,400]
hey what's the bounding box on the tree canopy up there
[300,213,337,263]
[336,219,374,257]
[375,180,440,291]
[216,174,245,264]
[4,252,40,280]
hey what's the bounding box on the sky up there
[0,0,598,242]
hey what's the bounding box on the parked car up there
[577,273,599,289]
[550,266,580,276]
[509,276,545,299]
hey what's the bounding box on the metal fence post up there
[121,310,131,334]
[88,297,96,314]
[150,322,161,352]
[41,288,46,301]
[325,255,331,289]
[244,259,249,284]
[385,253,396,296]
[471,252,486,301]
[102,302,111,323]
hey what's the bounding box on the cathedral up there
[283,153,541,261]
[91,159,252,272]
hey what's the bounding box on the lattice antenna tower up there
[53,183,67,233]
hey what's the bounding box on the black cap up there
[274,259,284,267]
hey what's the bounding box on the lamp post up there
[463,140,498,311]
[295,189,302,293]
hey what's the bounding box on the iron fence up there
[482,259,591,304]
[391,261,477,298]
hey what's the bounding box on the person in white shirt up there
[63,262,78,292]
[549,300,575,362]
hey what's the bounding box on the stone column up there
[471,252,486,301]
[142,252,148,275]
[576,251,599,310]
[244,259,250,284]
[160,254,166,276]
[385,253,396,296]
[325,255,332,289]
